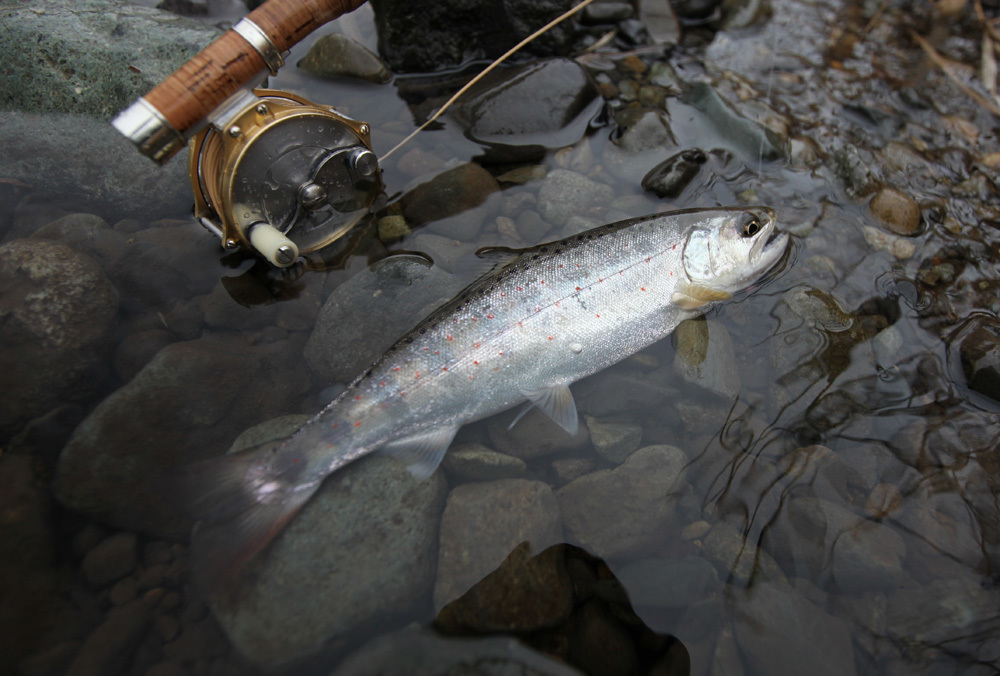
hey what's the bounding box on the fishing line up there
[757,14,780,180]
[381,0,598,161]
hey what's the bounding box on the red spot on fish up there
[415,371,420,379]
[669,271,674,276]
[599,278,604,283]
[354,421,362,427]
[333,423,338,429]
[423,347,428,351]
[576,286,581,291]
[517,286,522,291]
[469,376,474,380]
[501,293,506,297]
[596,314,601,318]
[472,317,477,322]
[559,264,563,268]
[672,244,677,250]
[474,360,479,365]
[447,335,453,341]
[487,314,494,319]
[393,367,400,371]
[494,367,499,371]
[641,287,646,291]
[292,458,299,463]
[646,257,651,263]
[499,351,504,356]
[475,342,480,348]
[541,280,545,284]
[380,381,385,386]
[442,367,447,371]
[548,336,553,340]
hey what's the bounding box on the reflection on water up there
[3,0,1000,674]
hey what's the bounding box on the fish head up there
[681,207,789,294]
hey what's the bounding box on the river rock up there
[957,315,1000,403]
[440,443,527,481]
[585,415,643,463]
[573,368,679,417]
[557,445,689,558]
[868,186,921,236]
[0,0,219,218]
[434,479,563,609]
[305,255,462,383]
[53,334,310,539]
[449,58,603,163]
[673,318,741,399]
[0,239,118,442]
[80,533,138,587]
[885,576,1000,650]
[65,600,150,676]
[368,0,580,74]
[208,454,446,669]
[733,581,857,676]
[641,148,709,198]
[486,405,591,459]
[331,625,584,676]
[297,33,391,83]
[436,542,573,633]
[400,162,500,239]
[638,0,680,44]
[762,496,906,593]
[618,556,721,609]
[537,169,616,226]
[679,82,784,162]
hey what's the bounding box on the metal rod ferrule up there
[111,97,186,164]
[232,18,287,75]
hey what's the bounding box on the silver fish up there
[181,206,789,578]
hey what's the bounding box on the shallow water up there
[4,0,1000,675]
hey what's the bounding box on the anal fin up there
[380,426,459,479]
[521,384,579,436]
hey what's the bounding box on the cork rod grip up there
[143,0,368,137]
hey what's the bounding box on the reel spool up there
[188,88,383,267]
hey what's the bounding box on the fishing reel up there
[188,87,382,267]
[112,0,379,267]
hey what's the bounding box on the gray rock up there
[450,58,603,163]
[557,445,688,558]
[440,443,528,482]
[66,600,150,676]
[487,405,591,460]
[762,496,906,593]
[601,108,678,184]
[673,318,741,399]
[53,334,310,539]
[0,239,118,442]
[81,533,138,587]
[209,455,447,669]
[701,520,784,587]
[618,556,720,609]
[868,186,921,236]
[435,542,574,633]
[435,479,563,609]
[638,0,680,45]
[304,256,462,383]
[885,577,1000,649]
[369,0,580,74]
[733,581,857,676]
[568,599,640,676]
[401,163,500,239]
[0,1,220,218]
[679,83,784,162]
[641,148,709,199]
[537,169,616,226]
[409,233,476,272]
[957,315,1000,403]
[584,415,643,463]
[297,33,391,83]
[112,329,173,383]
[550,457,594,485]
[330,625,583,676]
[573,368,679,417]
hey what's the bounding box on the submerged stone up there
[673,318,741,399]
[450,59,603,163]
[868,186,922,236]
[400,162,500,237]
[957,316,1000,403]
[641,148,709,198]
[537,169,616,226]
[297,33,391,83]
[440,443,527,482]
[679,83,784,162]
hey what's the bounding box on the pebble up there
[66,600,150,676]
[584,415,643,463]
[440,443,528,481]
[868,187,921,236]
[862,225,916,259]
[487,405,591,460]
[956,315,1000,403]
[401,162,500,238]
[376,214,411,241]
[641,148,708,198]
[550,458,594,485]
[296,33,391,83]
[701,520,784,586]
[81,533,138,587]
[537,169,616,226]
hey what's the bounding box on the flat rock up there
[537,169,616,226]
[66,600,150,676]
[868,186,921,236]
[440,442,527,482]
[305,256,462,383]
[673,318,741,399]
[80,533,138,587]
[434,479,563,610]
[0,239,118,442]
[297,33,391,83]
[486,405,591,460]
[733,581,857,676]
[617,556,720,609]
[209,455,447,669]
[53,334,310,539]
[957,315,1000,403]
[557,445,689,558]
[585,415,643,463]
[330,625,583,676]
[400,162,500,239]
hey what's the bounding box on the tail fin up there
[161,443,320,588]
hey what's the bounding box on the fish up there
[178,206,789,581]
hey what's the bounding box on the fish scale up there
[182,206,788,581]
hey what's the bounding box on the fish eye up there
[739,214,761,238]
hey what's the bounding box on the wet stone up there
[450,58,603,163]
[305,255,462,383]
[537,169,616,227]
[81,533,138,588]
[701,520,784,587]
[112,329,173,383]
[673,319,741,399]
[603,108,678,183]
[680,83,783,162]
[296,33,391,83]
[436,542,574,633]
[515,209,554,242]
[0,239,118,442]
[641,148,709,199]
[862,225,916,259]
[434,479,563,610]
[585,415,643,463]
[574,368,678,417]
[209,455,447,669]
[868,187,921,236]
[885,576,1000,651]
[401,162,500,238]
[638,0,680,44]
[487,405,591,460]
[957,316,1000,403]
[440,442,527,482]
[557,445,689,558]
[569,600,640,676]
[618,556,720,609]
[551,457,594,485]
[66,600,150,676]
[376,214,410,241]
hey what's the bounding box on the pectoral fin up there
[380,426,459,479]
[670,282,732,310]
[518,384,579,436]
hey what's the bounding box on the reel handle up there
[113,0,368,163]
